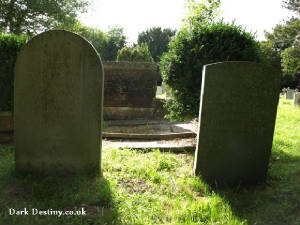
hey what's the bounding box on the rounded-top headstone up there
[14,30,104,175]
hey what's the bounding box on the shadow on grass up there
[211,149,300,225]
[0,145,120,225]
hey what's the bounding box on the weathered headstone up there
[294,92,300,105]
[285,89,294,99]
[14,30,104,175]
[194,62,280,185]
[156,86,163,96]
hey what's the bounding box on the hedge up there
[0,33,27,111]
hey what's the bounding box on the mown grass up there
[0,97,299,225]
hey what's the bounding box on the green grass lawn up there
[0,97,299,225]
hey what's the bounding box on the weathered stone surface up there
[0,111,13,132]
[285,89,294,99]
[193,62,280,185]
[294,92,300,105]
[14,30,104,175]
[156,86,163,95]
[0,111,13,143]
[103,107,154,120]
[103,61,156,108]
[102,61,157,120]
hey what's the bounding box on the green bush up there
[160,21,263,121]
[0,33,27,111]
[281,45,300,88]
[116,43,153,62]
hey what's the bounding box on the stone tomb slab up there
[194,62,280,185]
[14,30,104,175]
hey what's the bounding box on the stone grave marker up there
[14,30,104,175]
[285,89,294,99]
[294,92,300,105]
[194,62,280,185]
[156,86,163,96]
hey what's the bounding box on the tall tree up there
[137,27,176,62]
[264,17,300,52]
[78,26,108,57]
[262,0,299,88]
[102,26,127,61]
[0,0,89,35]
[283,0,300,12]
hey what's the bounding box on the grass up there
[0,97,299,225]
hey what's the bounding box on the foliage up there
[116,46,132,61]
[137,27,176,62]
[72,25,127,61]
[116,43,153,62]
[65,24,127,61]
[102,26,127,61]
[77,26,108,59]
[160,20,262,121]
[0,33,27,111]
[281,44,300,76]
[259,41,281,68]
[262,0,299,88]
[0,0,89,36]
[281,44,300,87]
[283,0,300,12]
[264,18,300,52]
[183,0,221,28]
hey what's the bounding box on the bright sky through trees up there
[79,0,292,44]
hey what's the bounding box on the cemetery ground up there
[0,97,299,225]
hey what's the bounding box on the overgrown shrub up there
[0,33,27,111]
[116,43,153,62]
[160,21,263,121]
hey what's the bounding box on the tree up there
[0,0,89,35]
[281,43,300,76]
[137,27,176,62]
[264,18,299,52]
[183,0,221,28]
[116,43,153,62]
[78,26,108,58]
[259,41,281,68]
[160,0,262,121]
[102,26,127,61]
[262,0,299,88]
[281,42,300,87]
[283,0,300,12]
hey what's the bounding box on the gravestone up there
[156,86,163,95]
[14,30,104,175]
[294,92,300,105]
[285,89,294,99]
[194,62,280,185]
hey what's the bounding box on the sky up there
[79,0,292,44]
